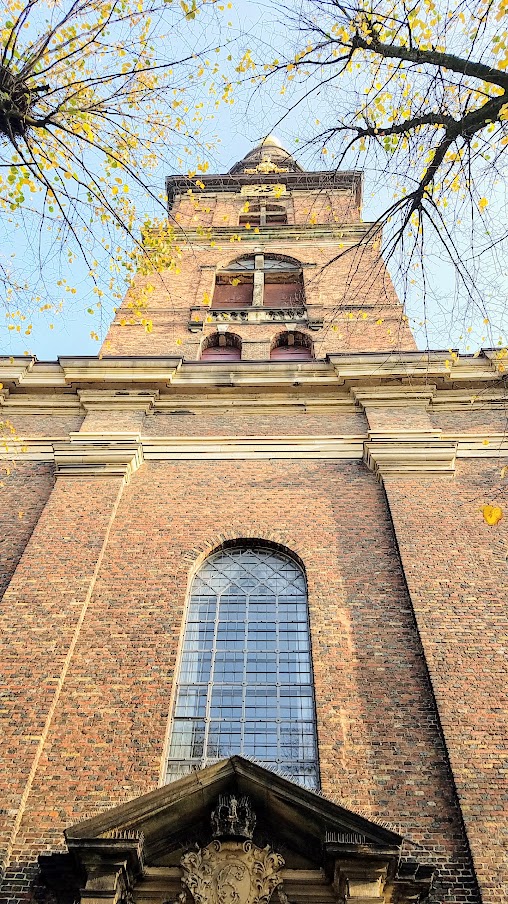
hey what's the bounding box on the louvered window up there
[200,333,242,361]
[270,331,314,361]
[165,544,319,790]
[239,202,288,226]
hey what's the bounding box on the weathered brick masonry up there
[0,459,480,904]
[385,459,508,902]
[0,138,506,904]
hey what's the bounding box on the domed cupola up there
[229,135,304,174]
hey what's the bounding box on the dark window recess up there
[212,255,305,309]
[201,332,242,362]
[239,202,288,226]
[270,331,313,361]
[212,275,253,308]
[264,278,304,307]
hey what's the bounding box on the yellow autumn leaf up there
[478,197,489,210]
[481,504,503,525]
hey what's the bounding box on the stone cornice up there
[59,357,182,385]
[145,224,375,253]
[2,433,507,467]
[154,397,355,412]
[328,350,502,384]
[166,170,362,208]
[352,386,436,408]
[0,352,506,412]
[171,361,338,387]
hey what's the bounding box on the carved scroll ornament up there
[180,840,285,904]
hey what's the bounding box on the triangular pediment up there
[40,759,435,904]
[65,757,401,865]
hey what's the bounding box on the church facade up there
[0,138,507,904]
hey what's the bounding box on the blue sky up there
[1,0,507,359]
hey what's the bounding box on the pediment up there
[40,758,434,904]
[65,756,401,863]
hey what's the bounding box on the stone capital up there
[351,387,436,409]
[53,432,143,480]
[363,435,457,479]
[78,389,159,412]
[334,857,389,903]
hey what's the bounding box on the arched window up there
[212,254,305,308]
[165,543,319,789]
[200,332,242,362]
[270,331,314,361]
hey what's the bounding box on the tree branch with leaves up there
[251,0,508,351]
[0,0,223,337]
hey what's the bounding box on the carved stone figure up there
[211,795,256,840]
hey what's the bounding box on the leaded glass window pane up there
[165,545,319,790]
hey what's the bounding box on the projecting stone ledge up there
[53,432,143,480]
[363,434,458,479]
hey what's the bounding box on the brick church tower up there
[0,138,507,904]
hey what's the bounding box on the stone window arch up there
[270,330,314,361]
[165,541,319,789]
[200,332,242,362]
[212,254,305,309]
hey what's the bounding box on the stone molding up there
[364,435,458,478]
[78,390,159,412]
[53,432,143,480]
[142,436,365,460]
[1,433,507,467]
[351,387,436,408]
[332,857,435,904]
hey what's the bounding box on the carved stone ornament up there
[244,158,287,175]
[207,308,306,324]
[180,840,285,904]
[211,794,256,839]
[240,184,287,196]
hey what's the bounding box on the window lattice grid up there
[165,545,319,790]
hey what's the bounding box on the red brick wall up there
[170,187,359,229]
[384,458,508,903]
[2,416,84,437]
[430,409,508,433]
[103,239,415,357]
[0,460,478,904]
[142,410,367,436]
[0,462,54,600]
[0,474,125,901]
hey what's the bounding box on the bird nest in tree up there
[0,66,32,137]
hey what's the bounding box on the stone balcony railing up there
[188,306,323,330]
